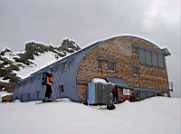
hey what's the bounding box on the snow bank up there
[0,91,13,102]
[0,77,10,83]
[0,97,180,134]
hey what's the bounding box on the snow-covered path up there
[0,97,180,134]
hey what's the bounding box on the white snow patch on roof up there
[92,78,108,84]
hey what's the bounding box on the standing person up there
[112,85,118,103]
[43,72,54,102]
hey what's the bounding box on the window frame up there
[107,61,116,71]
[139,48,146,65]
[158,54,165,68]
[145,50,152,66]
[97,59,116,72]
[133,46,165,69]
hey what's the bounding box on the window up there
[146,50,152,66]
[123,89,131,95]
[158,54,165,68]
[135,47,165,68]
[97,60,116,71]
[107,62,116,71]
[152,53,158,67]
[139,49,146,64]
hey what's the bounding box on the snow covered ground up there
[0,97,180,134]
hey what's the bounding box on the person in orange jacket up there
[44,73,54,102]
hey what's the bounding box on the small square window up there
[139,49,146,65]
[107,62,116,71]
[145,50,152,66]
[152,52,158,67]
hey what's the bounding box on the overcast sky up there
[0,0,180,97]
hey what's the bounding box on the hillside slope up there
[0,39,80,92]
[0,97,180,134]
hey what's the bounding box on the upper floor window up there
[139,49,146,65]
[152,52,158,67]
[97,59,116,72]
[158,54,165,68]
[107,62,116,71]
[145,50,152,66]
[133,46,165,68]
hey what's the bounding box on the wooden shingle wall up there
[76,37,169,102]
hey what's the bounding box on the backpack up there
[107,104,116,110]
[42,72,49,85]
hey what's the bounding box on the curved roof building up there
[14,36,171,102]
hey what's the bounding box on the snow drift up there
[0,97,180,134]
